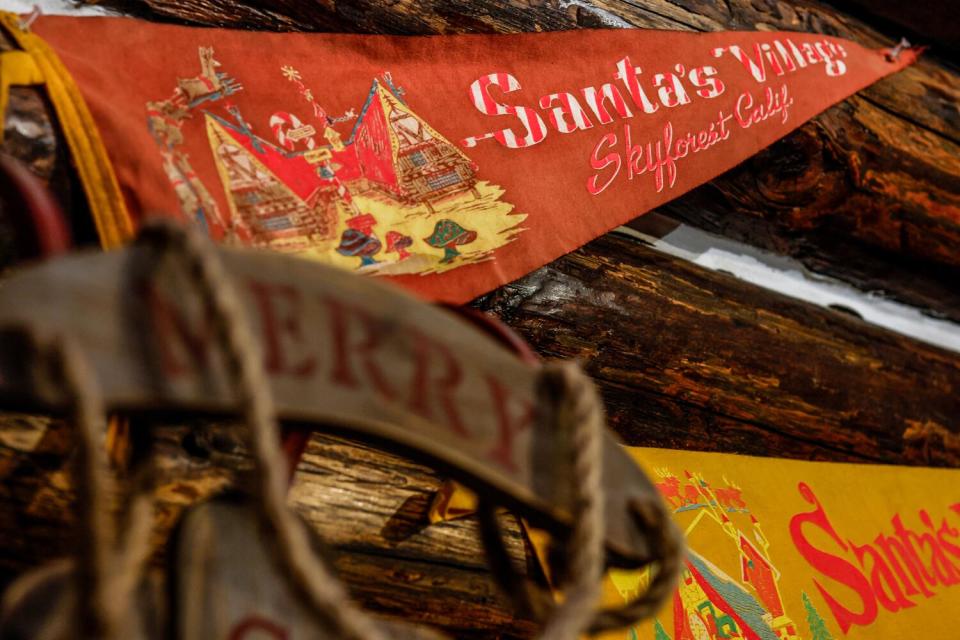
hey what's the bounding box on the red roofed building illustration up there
[206,113,340,249]
[203,76,479,247]
[149,47,526,275]
[335,76,480,208]
[740,534,785,621]
[646,469,804,640]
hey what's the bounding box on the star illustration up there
[281,65,301,82]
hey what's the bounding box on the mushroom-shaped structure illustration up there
[337,213,381,267]
[424,219,477,264]
[385,231,413,260]
[346,213,377,236]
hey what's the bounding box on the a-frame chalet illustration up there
[149,50,521,274]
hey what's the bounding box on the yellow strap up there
[0,11,133,249]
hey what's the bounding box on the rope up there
[535,362,606,640]
[534,362,684,636]
[588,497,683,633]
[141,218,682,638]
[885,37,912,62]
[24,332,152,640]
[478,362,683,636]
[137,219,390,640]
[57,337,116,639]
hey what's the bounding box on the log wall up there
[0,1,958,637]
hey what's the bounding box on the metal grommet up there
[17,5,42,32]
[885,37,912,62]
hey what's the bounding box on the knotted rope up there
[589,496,683,633]
[478,362,682,637]
[26,334,154,640]
[533,362,606,640]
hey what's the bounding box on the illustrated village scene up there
[605,469,835,640]
[146,47,526,276]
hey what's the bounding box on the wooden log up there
[0,416,536,638]
[475,232,960,467]
[77,0,960,323]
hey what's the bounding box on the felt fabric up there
[595,447,960,640]
[435,449,960,640]
[18,14,917,302]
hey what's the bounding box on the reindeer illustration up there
[656,469,709,509]
[177,47,223,103]
[682,482,702,506]
[714,486,747,510]
[655,475,684,509]
[175,47,242,107]
[146,97,189,148]
[714,476,747,510]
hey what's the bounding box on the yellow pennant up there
[433,448,960,639]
